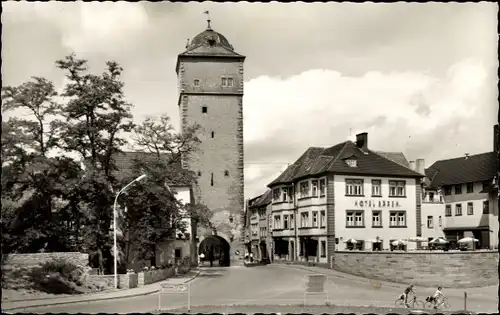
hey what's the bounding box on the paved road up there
[22,264,498,314]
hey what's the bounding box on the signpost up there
[158,283,191,313]
[303,274,327,305]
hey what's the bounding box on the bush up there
[28,259,85,294]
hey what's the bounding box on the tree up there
[55,54,135,274]
[118,115,212,267]
[1,77,81,254]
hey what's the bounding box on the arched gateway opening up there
[198,235,231,267]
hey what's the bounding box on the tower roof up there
[177,13,244,63]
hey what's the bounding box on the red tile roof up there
[268,141,423,187]
[112,151,192,186]
[249,189,272,209]
[425,152,496,188]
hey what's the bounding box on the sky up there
[2,2,499,200]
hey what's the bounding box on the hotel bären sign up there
[354,200,401,208]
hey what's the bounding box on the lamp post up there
[113,174,147,289]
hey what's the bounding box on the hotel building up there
[424,125,499,249]
[267,133,424,265]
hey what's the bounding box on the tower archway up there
[198,235,231,267]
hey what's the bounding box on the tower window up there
[211,173,214,186]
[224,170,229,177]
[194,79,200,86]
[211,131,215,138]
[202,106,207,114]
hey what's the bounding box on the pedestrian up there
[209,246,214,267]
[250,252,254,263]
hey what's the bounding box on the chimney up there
[415,159,425,175]
[409,161,416,171]
[494,124,499,154]
[356,132,368,151]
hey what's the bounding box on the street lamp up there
[113,174,147,289]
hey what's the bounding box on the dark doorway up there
[199,235,231,267]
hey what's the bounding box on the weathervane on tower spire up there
[203,10,212,30]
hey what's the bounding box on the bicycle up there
[395,294,425,309]
[424,296,450,310]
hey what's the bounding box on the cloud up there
[243,58,496,199]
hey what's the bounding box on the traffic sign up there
[160,283,188,292]
[158,282,191,312]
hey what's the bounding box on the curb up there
[273,263,405,289]
[2,269,201,312]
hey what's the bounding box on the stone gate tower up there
[176,17,245,264]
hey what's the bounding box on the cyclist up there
[401,284,415,308]
[431,286,444,309]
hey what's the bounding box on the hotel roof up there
[425,151,496,188]
[268,140,423,187]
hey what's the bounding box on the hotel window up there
[445,205,452,216]
[321,241,326,257]
[290,214,294,229]
[228,78,234,87]
[483,200,489,214]
[455,203,462,216]
[299,181,310,198]
[438,216,442,227]
[346,179,363,196]
[319,179,326,196]
[389,180,406,197]
[466,182,474,193]
[467,202,473,215]
[283,215,289,229]
[372,180,381,196]
[444,186,452,196]
[193,79,200,86]
[300,212,309,228]
[272,188,281,202]
[372,211,382,227]
[346,159,357,167]
[320,210,326,227]
[427,216,433,229]
[312,211,318,227]
[346,211,364,227]
[221,77,227,87]
[202,106,208,114]
[482,180,489,191]
[389,211,406,227]
[273,215,281,229]
[454,184,462,194]
[282,187,288,202]
[311,180,318,197]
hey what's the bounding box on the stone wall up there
[4,252,89,268]
[138,267,175,286]
[88,273,138,290]
[333,250,499,288]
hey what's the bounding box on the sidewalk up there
[1,269,200,312]
[276,263,498,297]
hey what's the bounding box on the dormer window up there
[208,38,216,47]
[193,79,200,86]
[345,159,357,167]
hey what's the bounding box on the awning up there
[443,226,490,231]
